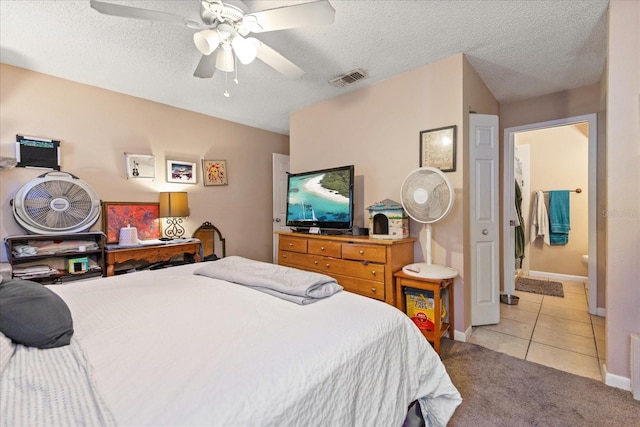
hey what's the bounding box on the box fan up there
[11,172,101,234]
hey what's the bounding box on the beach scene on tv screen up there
[287,170,350,224]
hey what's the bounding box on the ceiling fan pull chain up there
[234,56,239,85]
[223,72,230,98]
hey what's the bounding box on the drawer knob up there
[282,254,287,258]
[288,243,293,246]
[371,270,376,275]
[371,287,376,293]
[325,263,331,268]
[359,250,364,255]
[320,246,325,251]
[314,260,318,264]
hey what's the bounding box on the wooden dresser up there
[276,232,415,306]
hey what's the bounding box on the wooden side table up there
[394,270,454,354]
[105,241,201,276]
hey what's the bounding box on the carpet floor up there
[440,339,640,426]
[515,276,564,297]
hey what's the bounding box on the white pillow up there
[0,331,16,374]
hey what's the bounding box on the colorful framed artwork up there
[202,159,228,186]
[102,202,161,243]
[125,153,155,179]
[419,125,457,172]
[167,160,197,184]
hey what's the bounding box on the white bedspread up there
[42,262,460,426]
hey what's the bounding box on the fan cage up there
[401,167,454,224]
[12,172,101,234]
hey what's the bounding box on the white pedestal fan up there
[400,167,458,279]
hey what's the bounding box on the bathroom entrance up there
[503,113,598,315]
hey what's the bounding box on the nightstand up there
[394,270,454,354]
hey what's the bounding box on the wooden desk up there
[394,270,454,354]
[105,241,201,276]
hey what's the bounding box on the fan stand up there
[402,223,459,280]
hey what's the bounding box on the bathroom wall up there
[516,123,589,277]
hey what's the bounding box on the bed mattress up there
[2,261,461,426]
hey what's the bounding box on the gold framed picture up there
[202,160,228,186]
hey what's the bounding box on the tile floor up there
[469,276,605,381]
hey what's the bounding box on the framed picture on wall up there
[167,160,197,184]
[420,125,457,172]
[202,159,228,186]
[125,153,155,179]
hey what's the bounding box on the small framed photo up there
[125,153,155,179]
[167,160,197,184]
[202,159,228,186]
[420,125,457,172]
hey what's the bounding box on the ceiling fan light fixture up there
[194,29,220,55]
[232,36,258,65]
[216,44,234,72]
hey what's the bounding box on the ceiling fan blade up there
[194,54,218,78]
[90,0,193,27]
[255,41,304,79]
[245,0,335,33]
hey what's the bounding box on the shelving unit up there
[4,232,106,284]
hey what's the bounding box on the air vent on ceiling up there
[329,68,368,88]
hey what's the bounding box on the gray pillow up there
[0,279,74,349]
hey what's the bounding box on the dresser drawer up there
[279,236,308,253]
[342,243,386,263]
[308,240,342,257]
[334,274,385,301]
[316,258,385,283]
[278,250,310,268]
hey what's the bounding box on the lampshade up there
[232,36,258,65]
[159,192,189,218]
[216,45,235,72]
[193,29,221,55]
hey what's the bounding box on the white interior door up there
[272,153,290,263]
[470,114,500,326]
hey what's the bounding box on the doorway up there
[503,113,597,315]
[272,153,290,263]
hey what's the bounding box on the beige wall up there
[605,0,639,382]
[516,125,589,277]
[0,64,289,263]
[290,54,499,336]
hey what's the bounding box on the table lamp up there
[159,191,189,239]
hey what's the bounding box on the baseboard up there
[602,363,632,392]
[452,326,472,342]
[528,270,588,283]
[596,307,606,317]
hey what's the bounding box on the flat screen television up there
[286,165,354,233]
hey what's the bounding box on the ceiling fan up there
[90,0,335,83]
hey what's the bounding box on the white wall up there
[604,0,640,385]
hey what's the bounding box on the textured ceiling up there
[0,0,609,135]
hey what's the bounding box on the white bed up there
[0,259,461,426]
